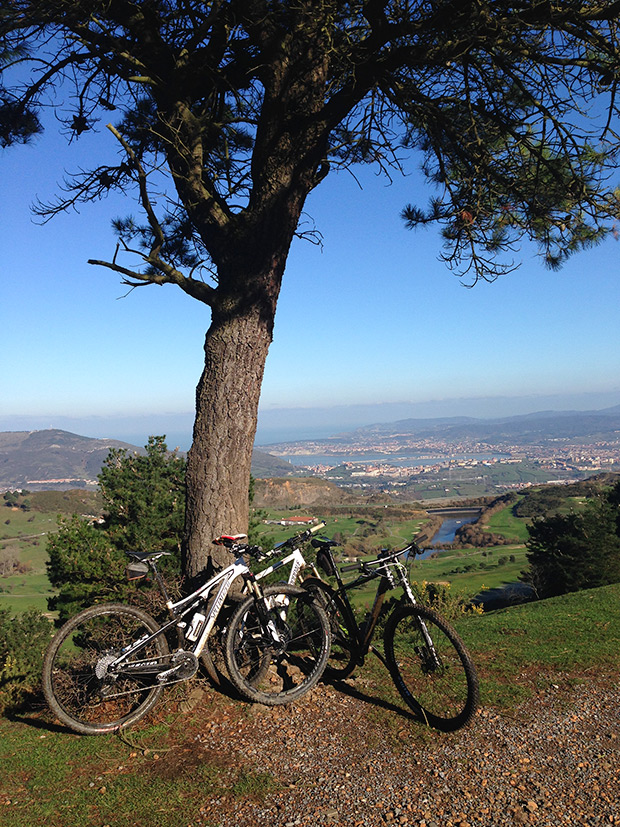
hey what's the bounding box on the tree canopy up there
[3,1,620,577]
[3,2,620,280]
[522,479,620,598]
[47,436,184,619]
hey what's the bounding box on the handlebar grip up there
[310,521,326,534]
[340,561,361,572]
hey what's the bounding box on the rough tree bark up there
[184,298,276,579]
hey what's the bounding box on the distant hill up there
[347,405,620,445]
[252,477,357,508]
[250,448,296,478]
[0,430,138,489]
[0,429,295,490]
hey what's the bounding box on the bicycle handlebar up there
[340,560,362,572]
[211,521,328,563]
[339,543,419,575]
[272,521,326,551]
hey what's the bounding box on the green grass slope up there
[1,582,619,827]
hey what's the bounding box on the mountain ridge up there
[337,404,620,445]
[0,429,293,489]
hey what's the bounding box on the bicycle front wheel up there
[384,605,479,731]
[224,584,331,705]
[42,603,169,735]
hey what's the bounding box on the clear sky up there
[2,119,620,449]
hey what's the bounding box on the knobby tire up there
[42,603,169,735]
[301,577,358,680]
[224,584,331,706]
[384,604,479,731]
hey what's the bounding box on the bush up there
[47,436,185,621]
[406,580,483,620]
[46,515,129,621]
[522,480,620,598]
[0,609,54,714]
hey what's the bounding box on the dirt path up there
[164,675,620,827]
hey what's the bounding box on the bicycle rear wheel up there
[302,577,358,680]
[224,584,331,705]
[42,603,169,735]
[383,604,478,731]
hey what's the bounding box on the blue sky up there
[2,121,620,449]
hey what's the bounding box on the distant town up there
[267,431,620,498]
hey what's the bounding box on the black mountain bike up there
[303,537,479,731]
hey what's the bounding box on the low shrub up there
[0,609,54,715]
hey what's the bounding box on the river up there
[421,511,537,609]
[414,510,481,559]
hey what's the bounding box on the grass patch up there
[483,502,530,542]
[454,581,620,708]
[231,769,280,799]
[2,583,620,824]
[0,696,240,827]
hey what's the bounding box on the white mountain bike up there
[42,532,331,735]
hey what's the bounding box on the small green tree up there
[98,435,186,558]
[522,481,620,598]
[47,514,125,621]
[0,609,54,714]
[47,436,185,621]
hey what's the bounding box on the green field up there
[409,544,529,596]
[483,500,531,542]
[254,511,426,549]
[1,498,534,615]
[0,508,59,614]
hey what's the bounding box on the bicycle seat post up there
[148,559,175,612]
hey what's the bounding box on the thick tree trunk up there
[183,301,274,580]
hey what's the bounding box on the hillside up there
[349,404,620,445]
[252,476,359,508]
[250,448,296,478]
[0,430,138,489]
[0,429,295,490]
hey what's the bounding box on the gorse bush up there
[0,609,53,714]
[375,581,483,628]
[408,580,484,620]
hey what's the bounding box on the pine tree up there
[4,3,620,578]
[523,481,620,598]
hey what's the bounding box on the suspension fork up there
[244,577,283,645]
[393,563,441,667]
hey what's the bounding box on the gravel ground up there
[188,675,620,827]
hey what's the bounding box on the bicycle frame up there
[110,553,256,676]
[253,547,306,587]
[252,520,327,587]
[315,543,436,665]
[114,535,317,678]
